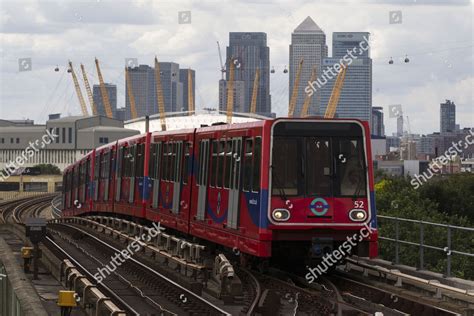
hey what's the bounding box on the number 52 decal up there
[354,201,364,209]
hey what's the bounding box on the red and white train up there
[62,118,378,263]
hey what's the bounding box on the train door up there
[227,138,242,229]
[115,147,122,202]
[93,152,100,201]
[172,141,183,214]
[196,139,210,220]
[150,142,162,209]
[128,145,137,203]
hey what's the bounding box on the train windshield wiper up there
[271,165,288,201]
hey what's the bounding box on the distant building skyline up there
[218,79,245,113]
[125,63,195,120]
[440,99,456,133]
[92,83,117,119]
[372,106,384,136]
[319,32,372,125]
[224,32,272,116]
[289,16,328,116]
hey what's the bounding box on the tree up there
[33,164,61,175]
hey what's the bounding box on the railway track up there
[0,194,55,224]
[46,222,230,315]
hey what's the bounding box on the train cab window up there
[135,144,144,178]
[272,137,300,196]
[243,139,253,192]
[224,140,232,189]
[335,139,366,197]
[210,140,218,187]
[306,138,331,197]
[217,140,225,188]
[182,142,190,184]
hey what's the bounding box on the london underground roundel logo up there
[310,198,329,216]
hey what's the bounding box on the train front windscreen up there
[271,121,367,199]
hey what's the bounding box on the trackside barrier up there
[378,215,474,277]
[49,217,208,283]
[59,259,126,316]
[212,254,242,299]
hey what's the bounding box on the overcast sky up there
[0,0,472,135]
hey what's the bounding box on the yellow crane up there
[68,61,89,116]
[301,66,317,117]
[125,67,138,120]
[187,69,194,115]
[154,57,167,131]
[250,68,260,114]
[324,64,347,119]
[226,58,235,124]
[288,58,303,117]
[94,58,114,118]
[80,64,97,115]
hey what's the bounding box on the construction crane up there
[187,69,194,115]
[217,41,226,80]
[288,58,303,117]
[154,57,167,131]
[301,66,317,117]
[250,68,260,114]
[94,58,114,118]
[80,64,97,115]
[324,64,347,119]
[68,61,89,116]
[226,58,235,124]
[125,67,138,120]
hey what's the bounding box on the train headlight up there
[349,209,367,222]
[272,209,290,222]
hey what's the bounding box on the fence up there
[377,215,474,277]
[0,263,23,316]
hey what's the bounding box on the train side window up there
[130,145,137,178]
[85,159,90,187]
[162,143,168,181]
[210,140,217,187]
[243,139,253,192]
[182,142,190,184]
[135,144,144,178]
[224,140,232,189]
[252,137,262,192]
[94,154,100,181]
[217,140,225,188]
[121,147,129,178]
[175,142,183,182]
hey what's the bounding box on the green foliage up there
[33,164,61,175]
[375,174,474,280]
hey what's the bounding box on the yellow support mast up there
[288,58,303,117]
[226,58,235,124]
[301,66,317,117]
[125,67,138,120]
[187,69,194,115]
[154,57,167,131]
[250,68,260,114]
[68,61,89,116]
[80,64,97,115]
[324,64,347,119]
[94,58,114,118]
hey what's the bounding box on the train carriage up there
[61,117,378,264]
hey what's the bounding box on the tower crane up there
[80,64,97,115]
[226,57,235,124]
[154,57,167,131]
[187,69,194,115]
[301,66,317,117]
[217,41,226,80]
[94,58,114,118]
[68,61,89,116]
[324,64,347,119]
[125,67,138,120]
[250,68,260,114]
[288,58,303,117]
